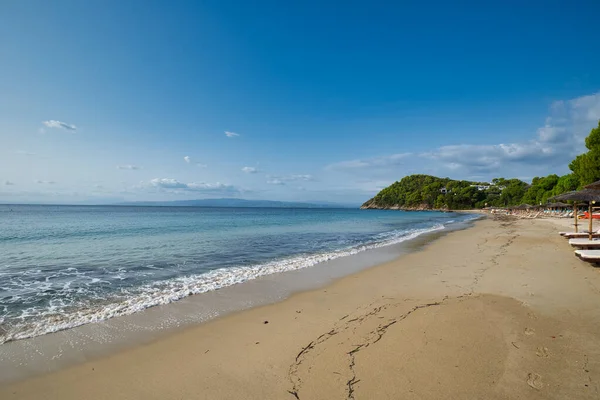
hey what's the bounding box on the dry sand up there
[2,216,600,399]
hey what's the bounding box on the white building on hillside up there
[470,184,491,191]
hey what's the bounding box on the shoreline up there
[0,215,478,384]
[2,216,600,399]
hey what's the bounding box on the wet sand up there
[2,216,600,399]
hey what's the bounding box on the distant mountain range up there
[115,198,357,208]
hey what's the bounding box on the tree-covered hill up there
[361,121,600,210]
[360,175,530,210]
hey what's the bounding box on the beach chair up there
[574,250,600,263]
[520,212,541,219]
[568,238,600,249]
[559,228,600,238]
[561,232,600,239]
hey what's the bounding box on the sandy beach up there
[2,215,600,399]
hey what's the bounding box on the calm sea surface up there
[0,205,477,343]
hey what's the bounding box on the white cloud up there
[423,141,565,174]
[242,166,259,173]
[149,178,188,189]
[35,180,56,184]
[5,181,14,185]
[422,96,589,174]
[267,179,285,185]
[266,174,314,182]
[225,131,240,137]
[537,124,567,143]
[326,153,411,171]
[288,174,313,181]
[184,156,207,167]
[42,120,77,132]
[187,182,233,191]
[116,165,142,170]
[568,94,600,123]
[15,150,35,156]
[327,92,600,180]
[142,178,240,196]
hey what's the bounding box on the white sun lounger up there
[569,238,600,248]
[560,231,600,238]
[559,228,599,236]
[574,250,600,262]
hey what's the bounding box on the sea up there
[0,205,478,345]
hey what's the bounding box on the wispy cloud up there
[186,182,234,191]
[267,179,285,185]
[326,153,411,171]
[35,180,56,184]
[326,92,600,180]
[14,150,35,156]
[266,174,314,182]
[149,178,187,189]
[141,178,241,196]
[242,166,259,173]
[420,96,591,174]
[4,181,14,185]
[183,156,206,167]
[116,165,142,170]
[42,120,77,132]
[225,131,240,137]
[288,174,313,181]
[422,142,563,174]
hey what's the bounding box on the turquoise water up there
[0,205,476,343]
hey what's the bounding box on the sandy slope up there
[2,216,600,399]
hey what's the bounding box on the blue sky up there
[2,1,600,204]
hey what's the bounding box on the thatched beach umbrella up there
[545,201,569,210]
[515,204,531,210]
[585,180,600,190]
[552,189,600,239]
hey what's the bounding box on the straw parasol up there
[552,189,600,239]
[544,201,569,210]
[585,180,600,190]
[514,204,532,210]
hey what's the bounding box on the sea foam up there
[0,223,448,344]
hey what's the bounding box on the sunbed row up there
[560,229,600,262]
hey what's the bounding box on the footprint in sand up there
[524,328,535,336]
[535,347,549,357]
[528,312,538,320]
[527,373,543,390]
